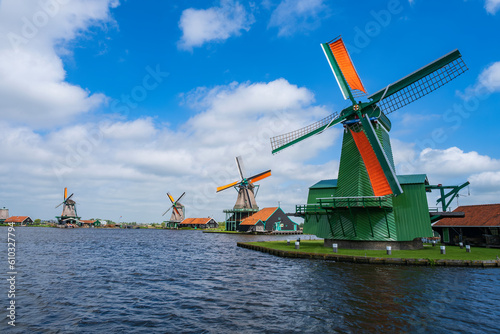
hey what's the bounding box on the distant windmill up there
[217,156,271,210]
[55,187,80,225]
[163,192,186,222]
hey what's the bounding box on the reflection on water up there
[1,227,499,333]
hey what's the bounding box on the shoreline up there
[237,241,500,267]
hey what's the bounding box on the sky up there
[1,0,499,224]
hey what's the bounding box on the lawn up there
[246,240,500,261]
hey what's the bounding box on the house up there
[432,204,500,246]
[237,207,298,232]
[94,219,107,226]
[78,219,99,227]
[165,221,179,229]
[5,216,33,226]
[179,218,219,229]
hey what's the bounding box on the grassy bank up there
[203,230,241,234]
[246,240,500,261]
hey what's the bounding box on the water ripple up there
[1,227,499,333]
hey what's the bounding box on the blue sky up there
[1,0,499,223]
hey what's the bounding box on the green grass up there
[203,230,241,234]
[246,240,500,261]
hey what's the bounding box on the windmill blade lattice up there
[270,112,341,154]
[235,156,246,180]
[370,50,468,115]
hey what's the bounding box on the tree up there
[34,218,41,225]
[161,222,166,228]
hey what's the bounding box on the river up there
[1,227,499,333]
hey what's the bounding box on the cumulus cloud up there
[268,0,327,36]
[459,61,500,100]
[0,0,117,128]
[0,79,341,223]
[469,171,500,194]
[485,0,500,14]
[178,0,254,50]
[393,144,500,206]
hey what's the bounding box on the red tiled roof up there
[180,218,214,225]
[240,207,278,226]
[5,216,30,223]
[433,204,500,227]
[80,220,96,224]
[239,218,262,226]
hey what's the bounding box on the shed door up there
[443,228,450,243]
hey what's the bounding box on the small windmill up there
[270,36,468,244]
[55,187,80,225]
[163,192,186,223]
[217,156,271,210]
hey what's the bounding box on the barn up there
[179,218,219,229]
[5,216,33,226]
[432,204,500,247]
[237,207,298,232]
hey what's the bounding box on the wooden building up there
[179,218,218,229]
[5,216,33,226]
[78,219,100,227]
[237,207,298,232]
[432,204,500,246]
[303,175,433,247]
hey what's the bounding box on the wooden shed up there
[432,204,500,246]
[237,207,298,232]
[179,218,218,229]
[5,216,33,226]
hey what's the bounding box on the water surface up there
[1,227,499,333]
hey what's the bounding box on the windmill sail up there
[350,115,402,196]
[163,192,186,221]
[270,112,342,154]
[216,156,271,210]
[369,49,468,114]
[322,37,367,100]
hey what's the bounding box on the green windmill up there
[271,36,468,249]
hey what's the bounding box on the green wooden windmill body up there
[272,36,468,244]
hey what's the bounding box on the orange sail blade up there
[248,170,271,183]
[216,180,239,193]
[64,187,67,199]
[349,129,392,196]
[329,38,366,94]
[167,193,175,204]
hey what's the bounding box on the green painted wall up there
[393,183,433,240]
[303,121,431,242]
[336,130,374,197]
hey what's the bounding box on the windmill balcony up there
[296,196,392,214]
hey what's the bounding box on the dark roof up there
[432,204,500,227]
[310,179,338,189]
[309,175,428,190]
[397,174,429,185]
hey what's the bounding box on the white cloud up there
[459,61,500,100]
[268,0,327,36]
[485,0,500,14]
[469,171,500,194]
[393,144,500,207]
[0,79,341,223]
[178,0,254,50]
[0,0,118,128]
